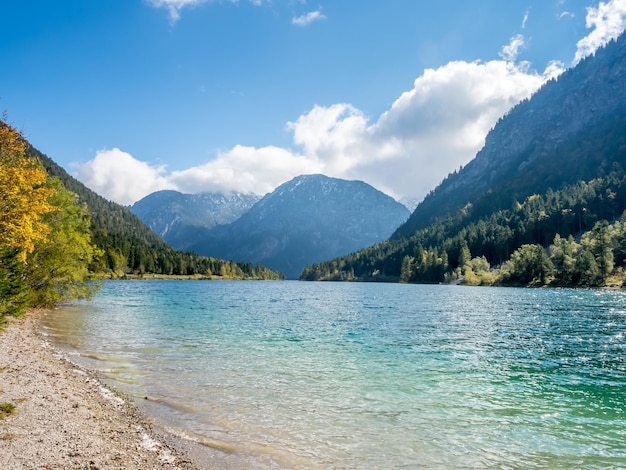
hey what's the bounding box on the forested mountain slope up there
[302,34,626,286]
[26,145,282,279]
[396,33,626,237]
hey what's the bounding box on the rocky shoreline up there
[0,312,203,470]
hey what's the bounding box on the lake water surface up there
[41,281,626,468]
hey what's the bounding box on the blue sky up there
[2,0,626,205]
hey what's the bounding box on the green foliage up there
[0,249,30,317]
[301,168,626,288]
[22,178,101,306]
[582,220,614,282]
[501,244,554,285]
[0,402,16,419]
[549,235,580,285]
[574,249,601,286]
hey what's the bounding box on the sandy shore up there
[0,312,203,470]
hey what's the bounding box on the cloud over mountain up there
[575,0,626,63]
[76,148,175,205]
[77,3,626,206]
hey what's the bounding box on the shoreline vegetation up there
[301,174,626,288]
[91,272,286,281]
[0,311,208,470]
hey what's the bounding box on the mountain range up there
[164,175,409,278]
[130,191,260,250]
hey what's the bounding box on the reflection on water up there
[42,281,626,469]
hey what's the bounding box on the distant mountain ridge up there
[186,174,410,278]
[130,190,260,250]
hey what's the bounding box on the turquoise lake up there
[41,281,626,468]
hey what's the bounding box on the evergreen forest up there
[301,169,626,287]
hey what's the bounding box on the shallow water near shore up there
[41,280,626,468]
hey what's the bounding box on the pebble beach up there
[0,312,203,470]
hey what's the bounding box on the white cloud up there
[287,104,369,173]
[292,10,326,26]
[499,34,526,62]
[574,0,626,63]
[147,0,266,23]
[522,10,529,29]
[168,145,319,195]
[350,53,562,199]
[103,3,616,207]
[75,149,175,205]
[146,0,208,23]
[77,35,564,205]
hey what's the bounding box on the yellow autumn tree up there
[1,121,101,318]
[0,122,56,262]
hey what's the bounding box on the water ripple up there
[43,282,626,469]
